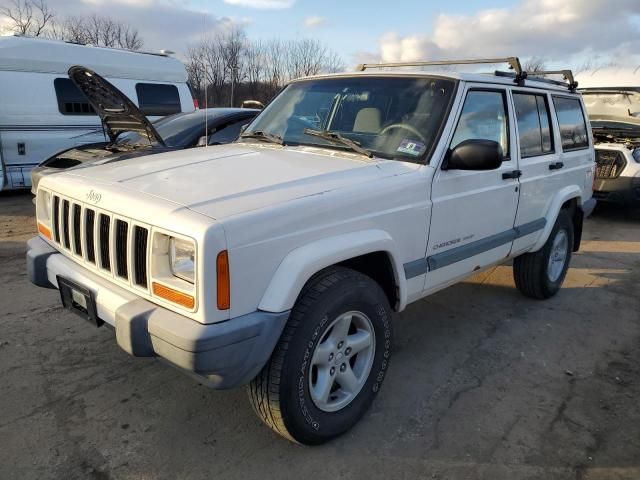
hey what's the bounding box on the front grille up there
[595,150,626,179]
[62,200,70,248]
[133,226,149,287]
[85,209,96,263]
[99,214,111,271]
[115,220,128,279]
[73,204,82,256]
[51,194,150,289]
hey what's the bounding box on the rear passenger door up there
[424,86,520,292]
[511,92,591,255]
[509,90,559,254]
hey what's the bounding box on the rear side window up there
[209,119,249,145]
[54,78,96,116]
[136,83,181,116]
[451,90,510,158]
[513,93,554,157]
[552,96,589,151]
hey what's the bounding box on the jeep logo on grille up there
[86,190,102,204]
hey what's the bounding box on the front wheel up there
[247,267,392,444]
[513,210,574,299]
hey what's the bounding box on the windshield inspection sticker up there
[397,139,426,156]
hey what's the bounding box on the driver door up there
[424,86,521,292]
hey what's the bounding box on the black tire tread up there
[247,266,368,443]
[513,210,573,300]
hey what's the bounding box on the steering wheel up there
[380,123,426,142]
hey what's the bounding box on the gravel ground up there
[1,190,639,480]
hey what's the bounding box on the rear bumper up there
[27,236,289,389]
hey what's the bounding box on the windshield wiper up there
[239,130,284,145]
[303,129,373,158]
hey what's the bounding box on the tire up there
[247,266,392,445]
[513,210,574,300]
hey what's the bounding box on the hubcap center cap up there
[334,352,344,364]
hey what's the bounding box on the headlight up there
[37,190,52,225]
[169,237,195,283]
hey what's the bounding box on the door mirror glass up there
[445,139,504,171]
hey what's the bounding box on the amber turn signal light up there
[217,250,230,310]
[37,222,52,240]
[152,282,195,309]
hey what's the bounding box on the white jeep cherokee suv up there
[28,58,596,444]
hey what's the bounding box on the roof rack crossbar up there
[526,70,578,91]
[356,57,525,81]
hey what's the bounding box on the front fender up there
[258,229,406,313]
[530,185,583,252]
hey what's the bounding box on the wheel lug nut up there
[345,347,352,355]
[328,353,334,361]
[330,367,336,375]
[337,341,344,349]
[340,363,346,372]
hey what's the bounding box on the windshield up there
[242,76,456,162]
[117,112,208,148]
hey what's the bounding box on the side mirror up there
[240,124,249,134]
[444,139,504,171]
[197,135,208,147]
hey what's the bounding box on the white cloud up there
[28,0,241,55]
[374,0,640,68]
[223,0,295,9]
[304,16,326,28]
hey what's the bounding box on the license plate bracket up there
[57,276,103,327]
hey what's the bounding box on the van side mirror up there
[444,139,504,171]
[197,135,208,147]
[240,124,249,134]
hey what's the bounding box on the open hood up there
[581,89,640,139]
[68,65,165,146]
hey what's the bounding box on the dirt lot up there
[0,191,639,480]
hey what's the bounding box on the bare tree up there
[185,26,344,107]
[523,57,547,72]
[0,0,54,36]
[51,14,143,50]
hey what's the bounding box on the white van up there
[0,35,196,191]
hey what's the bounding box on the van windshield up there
[242,76,456,162]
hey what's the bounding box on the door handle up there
[502,169,522,180]
[549,161,564,170]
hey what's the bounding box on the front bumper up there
[593,175,640,205]
[27,236,289,389]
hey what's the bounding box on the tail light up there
[193,98,199,110]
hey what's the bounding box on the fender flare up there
[258,230,407,313]
[530,185,583,252]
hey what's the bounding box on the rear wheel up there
[513,210,574,299]
[247,267,392,444]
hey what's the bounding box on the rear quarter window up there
[552,96,589,151]
[54,78,96,116]
[136,83,181,116]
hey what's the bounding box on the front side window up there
[54,78,96,116]
[136,83,181,116]
[242,76,456,162]
[552,96,589,151]
[451,90,509,157]
[513,93,554,157]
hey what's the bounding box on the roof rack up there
[356,57,526,82]
[356,57,579,91]
[524,70,578,91]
